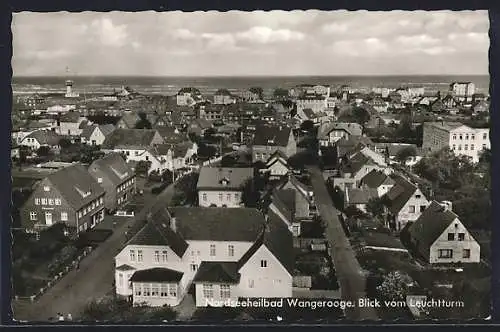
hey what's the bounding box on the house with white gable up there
[101,128,166,175]
[19,130,61,152]
[80,124,116,146]
[317,122,363,147]
[114,207,293,307]
[261,150,290,179]
[151,142,198,172]
[197,167,253,208]
[333,152,387,191]
[408,201,480,264]
[359,169,396,197]
[56,111,87,136]
[278,175,316,219]
[267,189,303,236]
[383,174,430,232]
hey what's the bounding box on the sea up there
[11,75,490,97]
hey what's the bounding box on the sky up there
[12,10,489,76]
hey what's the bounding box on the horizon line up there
[12,74,490,78]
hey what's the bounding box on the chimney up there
[170,215,177,232]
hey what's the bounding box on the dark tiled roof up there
[252,125,292,147]
[342,152,373,175]
[116,264,136,271]
[59,112,80,123]
[155,126,186,144]
[346,187,378,205]
[78,120,89,129]
[80,125,97,140]
[360,170,395,188]
[25,130,61,146]
[89,153,134,187]
[127,207,189,258]
[237,212,294,275]
[177,87,202,95]
[317,122,363,140]
[215,89,232,96]
[46,164,105,209]
[130,267,184,282]
[271,189,296,223]
[189,118,212,130]
[99,124,116,136]
[171,207,266,242]
[193,262,240,283]
[384,175,418,215]
[197,167,253,190]
[101,128,161,149]
[408,201,462,259]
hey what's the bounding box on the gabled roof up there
[360,169,395,188]
[78,120,90,129]
[271,189,296,223]
[342,152,374,175]
[118,112,140,128]
[130,267,184,282]
[237,212,294,275]
[25,130,61,146]
[279,174,312,203]
[193,262,240,284]
[317,122,363,140]
[189,118,212,130]
[252,125,293,147]
[59,112,81,123]
[80,125,97,140]
[265,150,289,167]
[45,164,105,209]
[98,124,116,136]
[346,187,378,205]
[177,87,202,96]
[89,153,134,186]
[116,264,136,271]
[101,128,162,149]
[384,175,419,214]
[215,89,232,96]
[424,121,464,132]
[408,201,466,259]
[155,126,186,144]
[197,167,253,190]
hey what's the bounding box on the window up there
[61,212,68,221]
[35,198,40,205]
[135,151,139,156]
[464,144,468,150]
[415,194,421,199]
[143,284,151,296]
[118,273,123,287]
[465,134,469,140]
[234,193,240,201]
[210,244,216,256]
[43,186,50,192]
[482,144,487,150]
[420,205,426,212]
[99,197,103,205]
[471,134,475,140]
[48,198,54,205]
[202,284,214,298]
[137,250,143,262]
[448,233,455,241]
[226,193,231,201]
[130,250,136,261]
[190,264,198,272]
[458,233,465,241]
[220,285,231,299]
[261,260,268,268]
[483,133,488,140]
[160,284,168,297]
[168,284,177,297]
[151,284,159,297]
[97,177,103,183]
[218,193,223,201]
[134,285,142,296]
[463,249,471,258]
[459,135,463,140]
[30,211,37,221]
[41,198,47,205]
[154,251,160,263]
[471,144,475,150]
[78,211,83,218]
[452,145,456,150]
[248,279,254,288]
[228,245,234,257]
[162,250,168,262]
[438,249,453,258]
[202,193,207,201]
[409,205,416,213]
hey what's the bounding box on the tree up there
[344,206,365,219]
[135,160,151,176]
[352,107,370,127]
[249,87,264,99]
[366,197,385,218]
[221,154,237,167]
[300,120,315,132]
[273,88,289,99]
[36,146,51,157]
[376,271,415,301]
[395,146,417,164]
[241,178,260,208]
[135,112,152,129]
[329,186,345,211]
[59,138,72,149]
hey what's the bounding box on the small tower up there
[65,80,73,97]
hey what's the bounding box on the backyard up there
[294,252,339,290]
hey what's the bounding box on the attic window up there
[43,186,50,192]
[220,178,230,186]
[97,178,103,183]
[74,186,91,198]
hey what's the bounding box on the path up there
[308,166,378,321]
[13,180,178,322]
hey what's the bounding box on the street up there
[12,179,178,322]
[308,166,379,321]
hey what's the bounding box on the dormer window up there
[43,186,50,192]
[220,178,230,186]
[74,186,91,198]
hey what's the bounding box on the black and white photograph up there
[10,10,491,322]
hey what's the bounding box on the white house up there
[359,169,396,197]
[114,207,293,307]
[261,150,290,179]
[19,130,61,151]
[384,175,430,232]
[197,167,253,208]
[56,112,86,136]
[317,122,363,147]
[408,201,481,264]
[80,124,116,146]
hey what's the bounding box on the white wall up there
[198,190,242,208]
[195,283,239,307]
[395,188,429,231]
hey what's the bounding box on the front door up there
[45,212,53,225]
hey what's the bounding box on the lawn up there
[361,229,406,249]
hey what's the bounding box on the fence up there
[293,237,328,250]
[14,246,94,303]
[115,210,135,217]
[202,156,223,166]
[293,275,312,289]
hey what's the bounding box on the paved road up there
[308,166,378,321]
[13,180,178,322]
